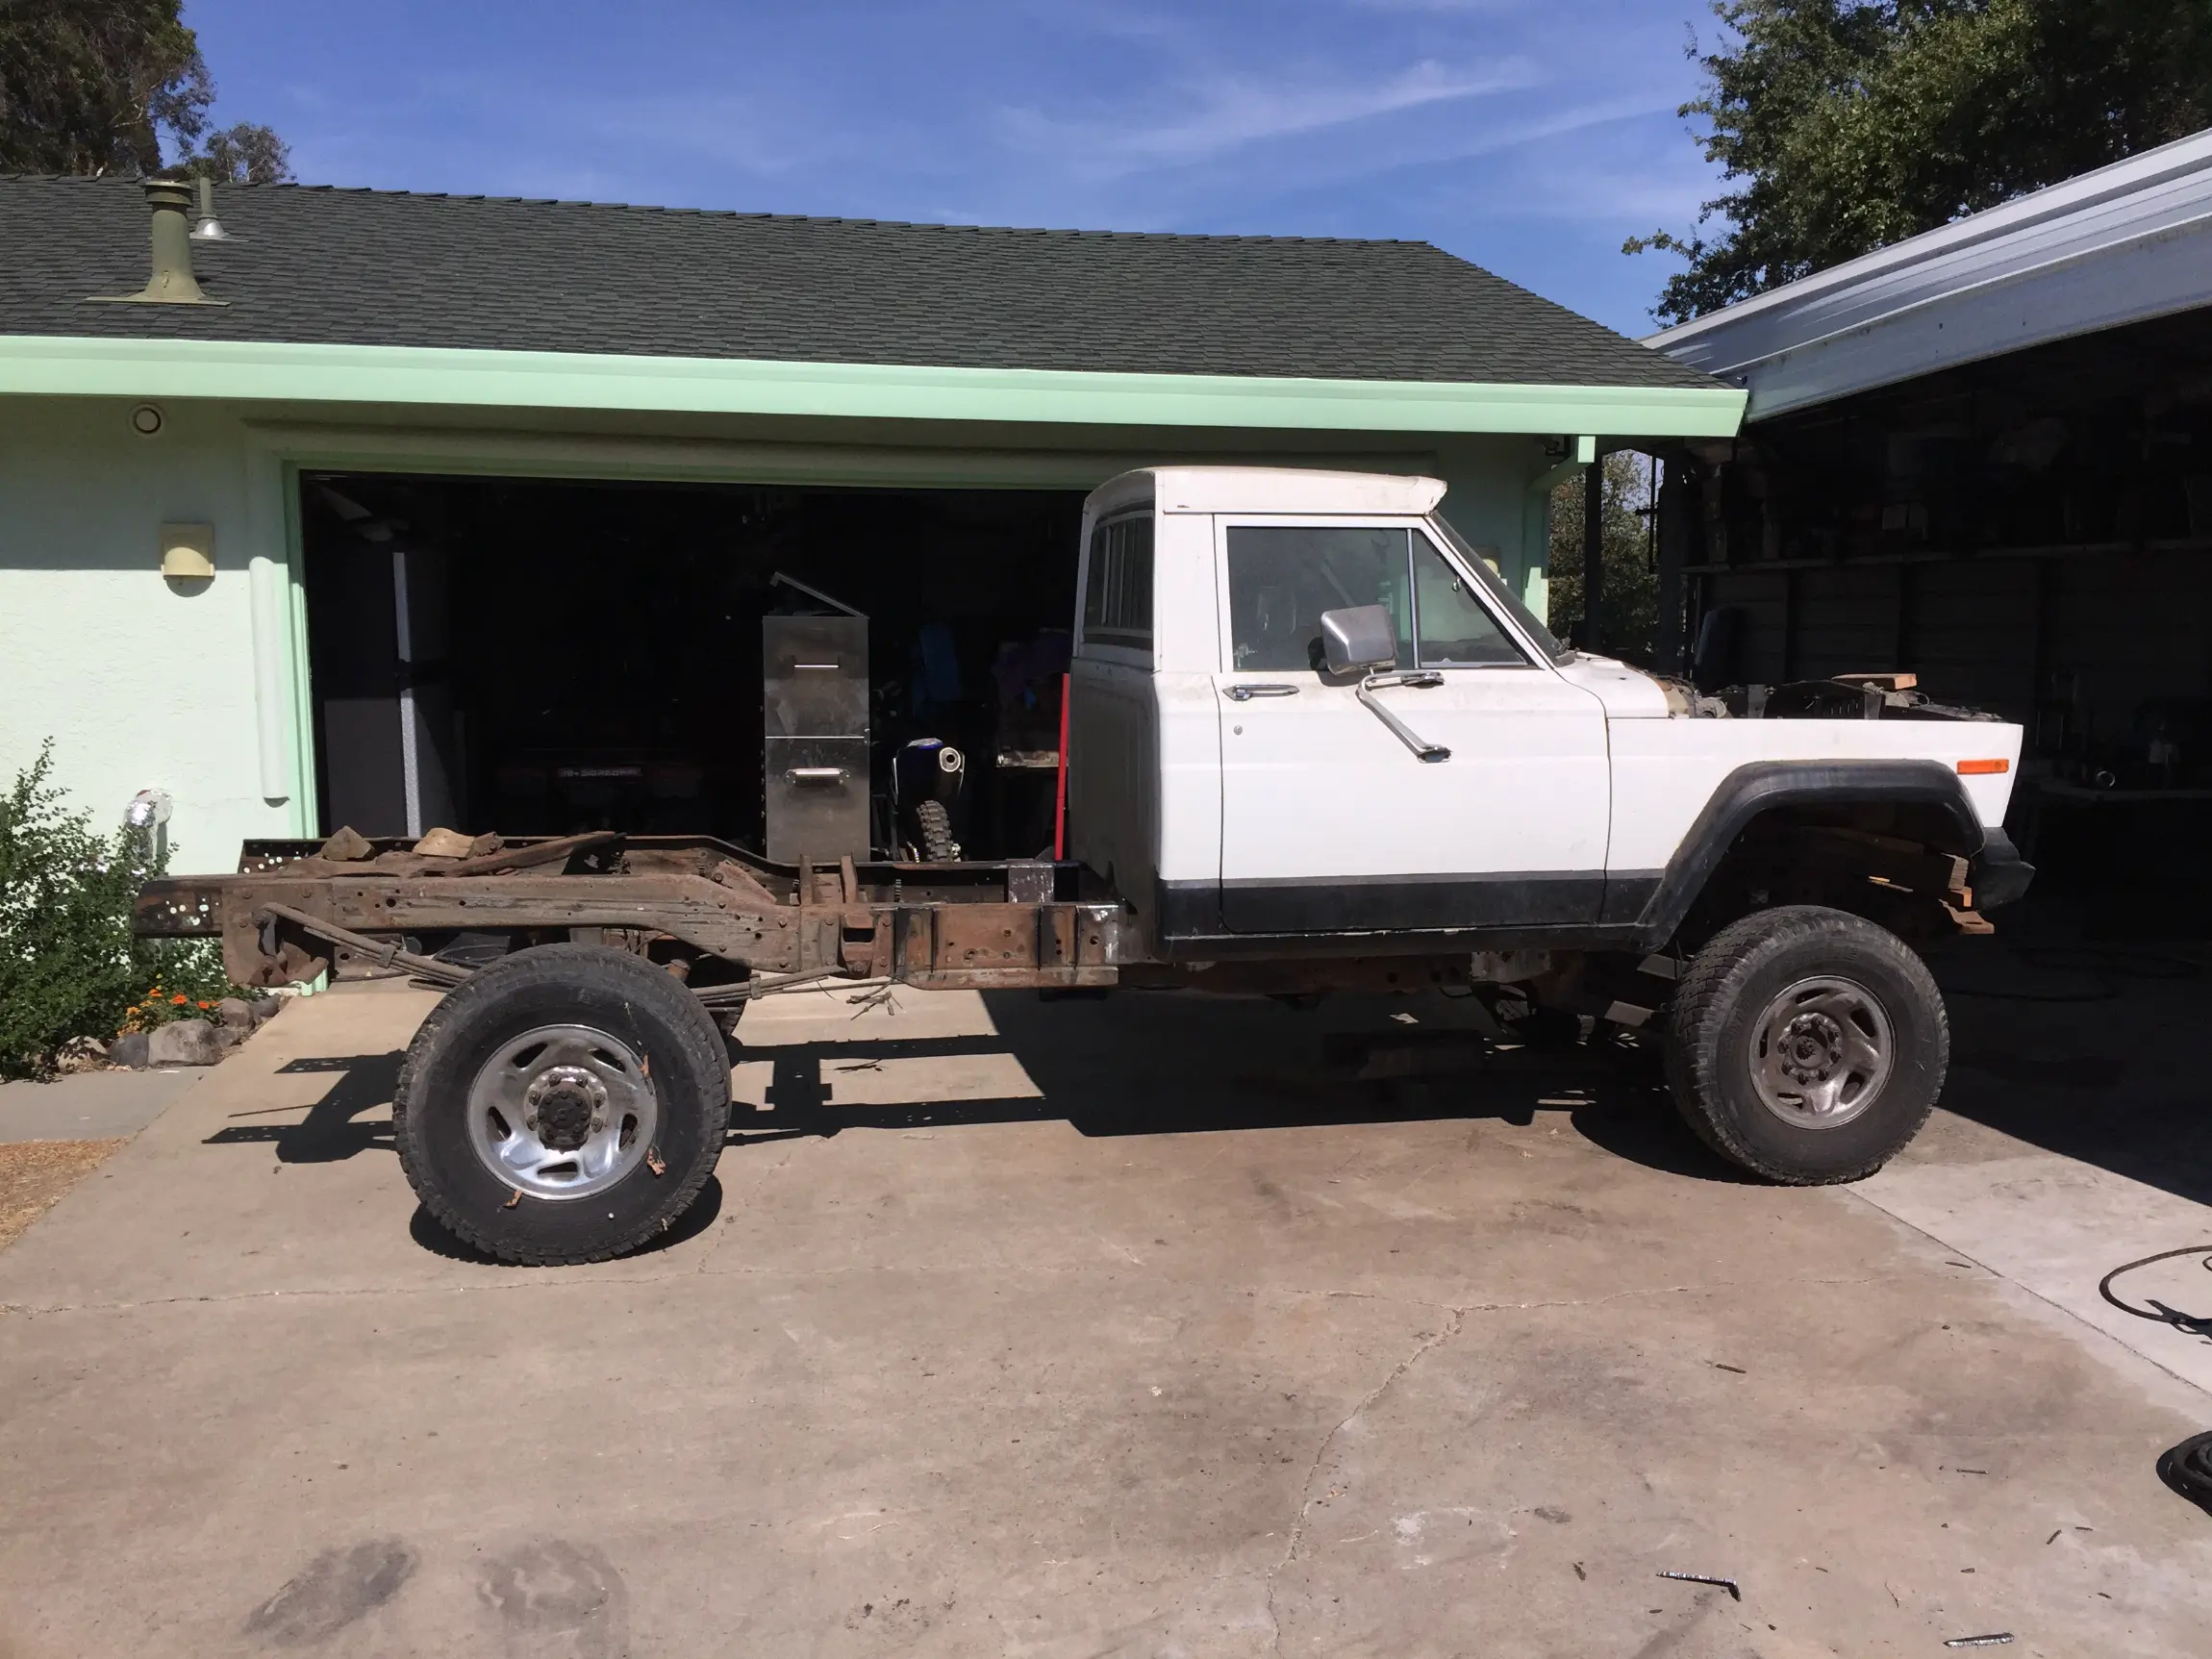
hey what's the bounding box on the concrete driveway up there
[3,970,2210,1657]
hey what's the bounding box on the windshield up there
[1424,514,1572,664]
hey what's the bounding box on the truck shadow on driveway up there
[195,1035,1739,1184]
[727,999,1743,1185]
[203,1053,404,1162]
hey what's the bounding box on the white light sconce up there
[161,522,215,580]
[125,789,174,831]
[126,788,174,864]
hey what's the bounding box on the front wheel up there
[1662,905,1948,1184]
[394,944,732,1264]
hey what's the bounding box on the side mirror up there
[1319,605,1398,674]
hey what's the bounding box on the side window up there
[1224,526,1413,671]
[1412,530,1525,666]
[1082,513,1154,652]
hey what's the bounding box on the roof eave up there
[0,334,1746,440]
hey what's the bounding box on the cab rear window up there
[1082,513,1153,652]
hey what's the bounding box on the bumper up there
[1973,829,2035,911]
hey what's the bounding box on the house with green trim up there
[0,175,1743,871]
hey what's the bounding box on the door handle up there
[785,767,849,783]
[1224,683,1300,701]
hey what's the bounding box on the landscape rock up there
[52,1036,110,1074]
[109,1032,151,1069]
[216,997,256,1030]
[248,996,282,1023]
[146,1018,221,1068]
[211,1024,246,1050]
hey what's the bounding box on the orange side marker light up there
[1956,759,2009,775]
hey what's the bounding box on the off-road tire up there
[393,944,732,1264]
[915,798,959,863]
[1662,905,1947,1184]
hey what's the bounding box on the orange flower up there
[125,1005,139,1016]
[197,1000,213,1010]
[172,993,189,1004]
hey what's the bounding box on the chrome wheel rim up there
[1747,976,1894,1129]
[465,1024,658,1200]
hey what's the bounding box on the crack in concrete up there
[1263,1304,1470,1654]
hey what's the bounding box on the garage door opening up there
[298,474,1086,862]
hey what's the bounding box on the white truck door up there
[1212,520,1611,934]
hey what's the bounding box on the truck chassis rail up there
[136,833,1138,996]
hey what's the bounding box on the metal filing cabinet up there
[763,614,869,864]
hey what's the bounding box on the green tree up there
[1549,452,1660,664]
[188,119,289,185]
[0,0,290,181]
[1628,0,2212,324]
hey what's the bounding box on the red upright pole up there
[1053,671,1070,860]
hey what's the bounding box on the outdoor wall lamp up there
[161,522,215,580]
[126,788,174,866]
[125,789,173,831]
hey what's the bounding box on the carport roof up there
[0,177,1743,438]
[1646,125,2212,421]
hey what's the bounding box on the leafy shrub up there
[0,742,242,1079]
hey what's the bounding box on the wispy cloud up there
[999,56,1542,175]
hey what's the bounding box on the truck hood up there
[1554,653,1672,718]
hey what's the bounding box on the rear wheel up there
[394,944,732,1264]
[1663,905,1947,1183]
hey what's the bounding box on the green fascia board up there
[0,334,1746,439]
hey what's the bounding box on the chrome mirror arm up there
[1355,670,1450,762]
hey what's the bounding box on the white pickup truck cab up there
[1069,465,2030,1185]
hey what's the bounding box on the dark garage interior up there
[299,473,1085,863]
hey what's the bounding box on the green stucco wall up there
[0,395,1567,873]
[0,398,302,875]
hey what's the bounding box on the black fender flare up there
[1624,760,1988,948]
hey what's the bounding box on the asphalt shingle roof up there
[0,176,1715,390]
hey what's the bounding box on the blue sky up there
[183,0,1724,338]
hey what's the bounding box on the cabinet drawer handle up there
[786,767,848,783]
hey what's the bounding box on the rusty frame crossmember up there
[135,833,1137,996]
